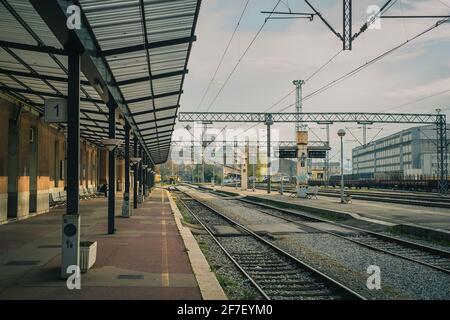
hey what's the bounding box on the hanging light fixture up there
[101,138,122,151]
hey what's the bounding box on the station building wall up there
[0,96,125,224]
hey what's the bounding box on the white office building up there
[352,124,450,177]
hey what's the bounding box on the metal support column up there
[107,98,117,235]
[340,135,345,202]
[122,124,131,217]
[138,146,143,205]
[265,114,274,194]
[222,139,226,188]
[293,80,305,133]
[363,124,367,147]
[133,135,138,209]
[325,123,330,187]
[201,123,207,183]
[62,49,81,278]
[143,154,147,198]
[343,0,352,50]
[436,113,448,194]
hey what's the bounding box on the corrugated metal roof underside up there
[0,0,200,164]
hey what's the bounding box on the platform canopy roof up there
[0,0,201,164]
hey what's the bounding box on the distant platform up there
[208,186,450,233]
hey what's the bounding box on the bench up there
[342,194,352,204]
[59,190,67,202]
[79,187,91,200]
[49,192,66,207]
[89,186,104,198]
[306,186,319,199]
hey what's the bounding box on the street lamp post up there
[101,138,122,234]
[337,129,346,204]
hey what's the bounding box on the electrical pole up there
[293,80,308,196]
[265,114,274,194]
[222,138,226,188]
[326,123,330,186]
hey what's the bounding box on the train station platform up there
[214,186,450,233]
[0,188,225,300]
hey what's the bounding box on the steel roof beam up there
[0,68,91,85]
[100,36,196,57]
[140,122,175,132]
[131,104,179,117]
[80,108,107,116]
[0,85,104,104]
[0,40,67,55]
[116,70,188,86]
[141,129,174,138]
[125,90,183,105]
[136,115,177,125]
[30,0,160,165]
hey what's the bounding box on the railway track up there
[173,189,366,300]
[252,183,450,208]
[230,197,450,275]
[187,185,450,274]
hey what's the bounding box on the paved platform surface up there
[0,189,202,300]
[216,186,450,231]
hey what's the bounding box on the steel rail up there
[174,188,366,300]
[230,196,450,275]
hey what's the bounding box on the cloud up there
[179,0,450,160]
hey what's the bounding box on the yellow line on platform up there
[161,200,170,287]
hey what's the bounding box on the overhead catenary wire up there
[195,0,251,111]
[276,16,450,113]
[233,49,344,139]
[204,0,283,112]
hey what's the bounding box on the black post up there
[151,164,155,188]
[62,47,81,278]
[265,114,273,194]
[123,124,131,217]
[267,123,271,194]
[133,135,138,209]
[108,97,116,235]
[66,55,80,215]
[143,154,147,199]
[139,146,143,205]
[436,114,449,194]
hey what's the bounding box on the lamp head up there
[101,138,122,151]
[337,129,346,137]
[130,157,142,165]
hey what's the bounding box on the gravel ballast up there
[180,187,450,300]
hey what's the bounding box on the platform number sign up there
[45,98,68,123]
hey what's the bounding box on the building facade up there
[352,124,450,178]
[0,95,127,224]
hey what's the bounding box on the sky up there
[176,0,450,163]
